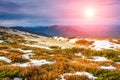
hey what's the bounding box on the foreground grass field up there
[0,43,120,80]
[0,27,120,80]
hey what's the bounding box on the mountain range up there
[11,25,120,38]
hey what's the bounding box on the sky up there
[0,0,120,26]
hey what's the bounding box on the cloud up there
[0,0,21,13]
[0,0,120,26]
[0,19,56,26]
[104,0,120,5]
[0,20,26,26]
[0,13,36,20]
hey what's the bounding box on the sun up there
[85,7,95,18]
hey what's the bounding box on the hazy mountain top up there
[11,25,120,38]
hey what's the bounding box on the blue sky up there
[0,0,120,26]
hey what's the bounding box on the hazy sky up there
[0,0,120,26]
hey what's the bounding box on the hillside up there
[12,25,120,38]
[0,26,120,80]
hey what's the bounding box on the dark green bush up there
[0,69,20,79]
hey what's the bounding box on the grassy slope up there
[0,30,120,80]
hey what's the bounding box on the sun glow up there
[85,7,95,18]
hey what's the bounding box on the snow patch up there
[75,52,82,56]
[75,72,97,79]
[82,56,87,59]
[92,40,120,50]
[22,53,36,59]
[116,62,120,64]
[0,56,11,63]
[13,77,22,80]
[49,54,55,56]
[75,52,86,59]
[20,50,32,53]
[100,65,116,70]
[13,77,27,80]
[0,40,4,43]
[23,44,52,50]
[69,39,78,43]
[53,36,68,41]
[91,56,110,62]
[13,48,32,53]
[30,60,55,66]
[12,59,55,67]
[61,71,97,80]
[112,39,118,42]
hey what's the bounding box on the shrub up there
[49,46,61,49]
[90,69,120,80]
[75,39,94,46]
[0,68,20,79]
[64,75,92,80]
[6,53,29,63]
